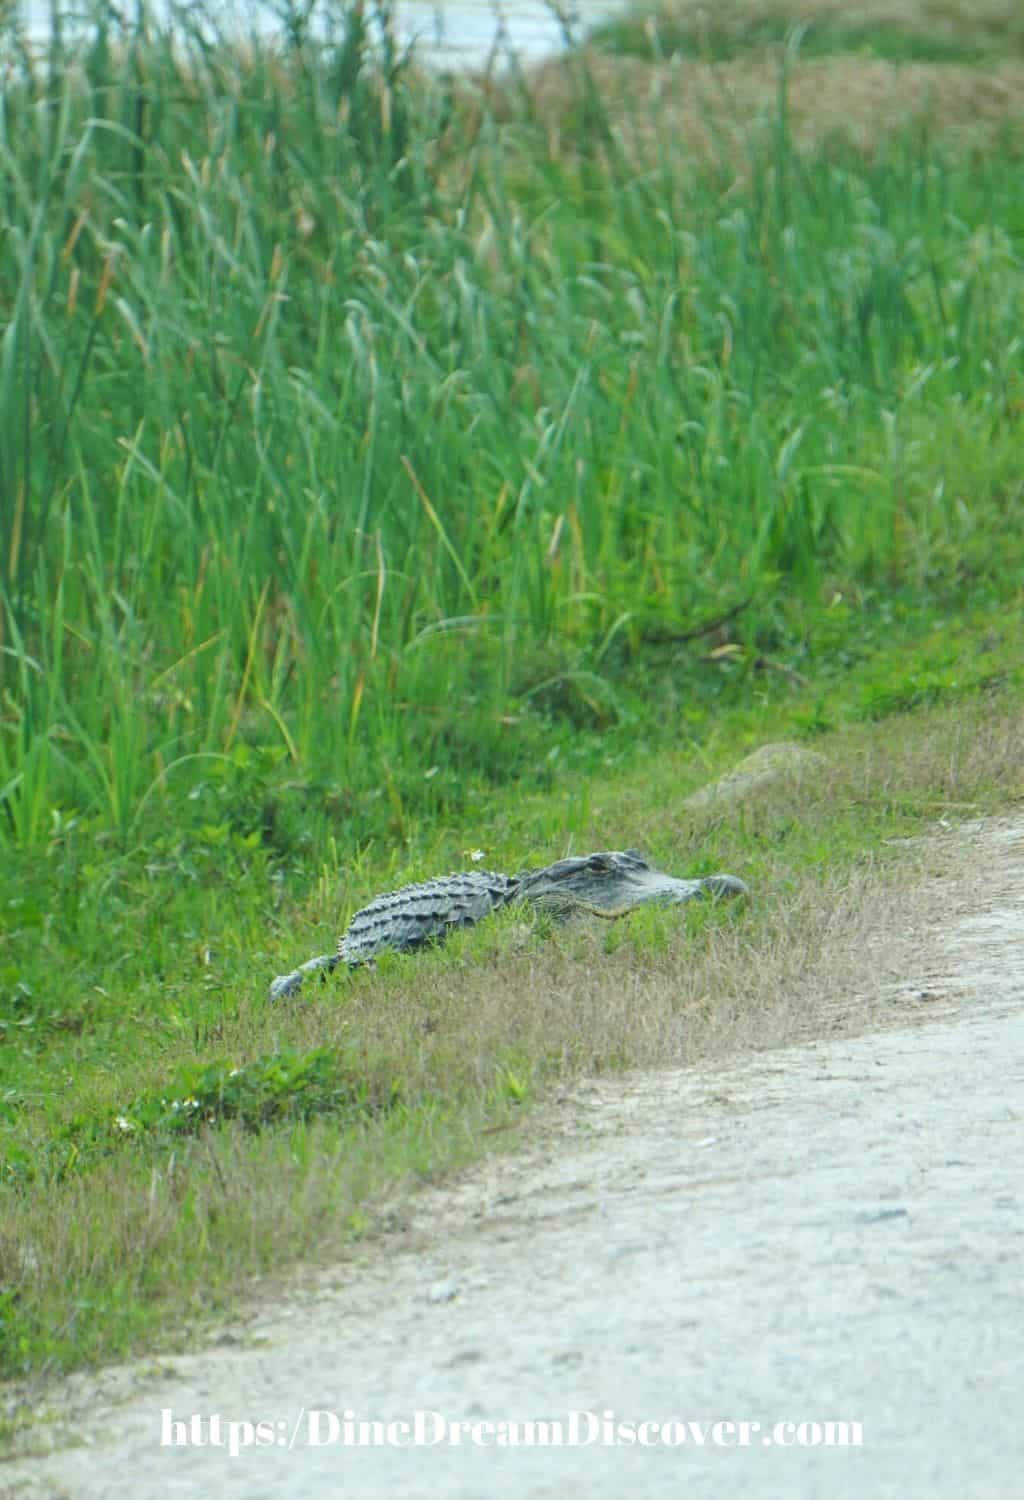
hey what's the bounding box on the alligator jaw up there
[556,873,749,918]
[519,851,749,920]
[621,867,749,912]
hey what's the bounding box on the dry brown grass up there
[518,53,1024,166]
[471,0,1024,171]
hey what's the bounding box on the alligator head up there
[515,849,748,919]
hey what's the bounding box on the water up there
[387,2,620,68]
[16,0,625,69]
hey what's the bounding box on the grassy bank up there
[3,616,1023,1385]
[4,609,1019,1380]
[1,0,1023,1388]
[586,0,1024,64]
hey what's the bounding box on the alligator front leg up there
[268,951,342,1002]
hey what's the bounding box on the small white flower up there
[115,1115,136,1134]
[229,1068,241,1078]
[469,849,486,863]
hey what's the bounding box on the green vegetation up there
[1,0,1023,1386]
[591,13,987,64]
[587,0,1024,64]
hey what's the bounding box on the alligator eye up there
[587,854,613,873]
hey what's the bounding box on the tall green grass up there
[1,1,1022,852]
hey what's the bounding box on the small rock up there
[686,742,829,810]
[857,1207,910,1225]
[427,1278,460,1304]
[445,1348,485,1367]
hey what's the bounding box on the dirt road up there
[3,817,1022,1499]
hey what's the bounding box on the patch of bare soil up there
[2,812,1022,1498]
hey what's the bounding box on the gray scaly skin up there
[269,849,748,1001]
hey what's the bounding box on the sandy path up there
[3,817,1023,1499]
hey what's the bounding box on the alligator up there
[269,849,748,1001]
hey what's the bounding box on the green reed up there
[0,0,1021,848]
